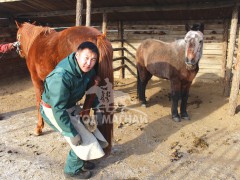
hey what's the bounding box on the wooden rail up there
[112,39,137,77]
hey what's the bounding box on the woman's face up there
[75,48,97,73]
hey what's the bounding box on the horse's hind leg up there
[137,64,152,106]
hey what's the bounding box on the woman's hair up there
[77,41,99,72]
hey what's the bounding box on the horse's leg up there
[80,76,100,132]
[80,76,113,154]
[180,82,191,120]
[170,80,181,122]
[137,64,152,106]
[31,76,44,135]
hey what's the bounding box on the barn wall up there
[106,20,226,82]
[0,26,29,80]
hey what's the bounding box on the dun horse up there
[136,23,204,122]
[15,22,114,152]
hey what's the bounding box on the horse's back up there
[57,26,102,57]
[64,26,101,34]
[60,26,101,43]
[137,39,168,51]
[137,39,174,62]
[137,39,178,65]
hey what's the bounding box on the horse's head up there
[15,21,28,58]
[15,21,50,58]
[184,23,204,70]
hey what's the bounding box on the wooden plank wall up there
[106,20,226,82]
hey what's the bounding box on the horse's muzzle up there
[185,58,198,66]
[15,41,23,56]
[185,58,198,70]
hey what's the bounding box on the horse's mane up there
[21,23,56,53]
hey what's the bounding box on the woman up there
[0,42,18,53]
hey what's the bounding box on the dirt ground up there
[1,75,240,180]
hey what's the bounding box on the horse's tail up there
[97,34,113,82]
[136,47,142,100]
[137,66,140,99]
[96,34,114,154]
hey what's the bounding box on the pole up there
[102,13,107,34]
[223,5,238,96]
[86,0,91,26]
[75,0,83,26]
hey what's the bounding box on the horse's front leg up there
[170,80,181,122]
[32,78,44,136]
[180,82,191,120]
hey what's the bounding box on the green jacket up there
[41,52,96,137]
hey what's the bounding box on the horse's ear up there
[199,23,204,33]
[15,20,22,29]
[185,24,191,32]
[190,23,205,33]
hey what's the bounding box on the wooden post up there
[221,20,229,80]
[102,13,107,34]
[86,0,91,26]
[118,21,125,79]
[223,5,238,96]
[229,28,240,116]
[75,0,83,26]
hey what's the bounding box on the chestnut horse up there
[136,23,204,122]
[15,22,114,152]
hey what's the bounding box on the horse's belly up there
[146,62,171,80]
[152,71,170,80]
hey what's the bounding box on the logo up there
[85,78,148,125]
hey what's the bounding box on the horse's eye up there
[199,40,203,44]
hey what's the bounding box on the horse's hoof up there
[181,116,190,120]
[141,103,146,107]
[172,115,181,122]
[181,113,190,120]
[34,128,42,136]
